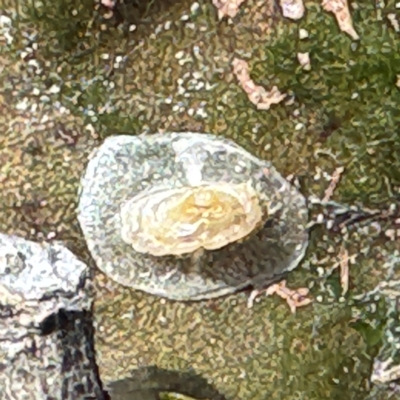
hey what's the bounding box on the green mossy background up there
[0,0,399,398]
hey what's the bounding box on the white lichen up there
[279,0,305,20]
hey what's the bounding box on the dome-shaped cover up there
[77,133,309,300]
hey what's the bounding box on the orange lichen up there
[248,280,312,313]
[322,166,345,202]
[212,0,246,19]
[232,58,286,111]
[322,0,359,40]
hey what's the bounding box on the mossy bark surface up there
[0,0,399,399]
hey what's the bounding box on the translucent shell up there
[77,132,309,300]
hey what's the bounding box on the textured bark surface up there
[1,0,400,399]
[0,234,105,400]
